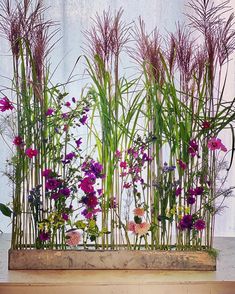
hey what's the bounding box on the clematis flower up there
[13,136,23,146]
[135,222,150,235]
[66,230,81,246]
[0,97,14,112]
[133,207,145,217]
[208,137,227,152]
[194,219,206,231]
[25,148,38,158]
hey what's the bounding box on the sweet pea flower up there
[75,138,82,148]
[188,139,198,157]
[66,230,81,246]
[79,115,88,125]
[177,159,187,170]
[0,97,14,112]
[45,108,54,116]
[208,137,227,152]
[42,169,53,178]
[45,178,61,190]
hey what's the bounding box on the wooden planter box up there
[8,249,216,270]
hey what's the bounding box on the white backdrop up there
[0,0,235,236]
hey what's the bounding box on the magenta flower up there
[62,213,69,221]
[51,193,60,200]
[42,169,53,178]
[120,161,127,169]
[188,139,198,157]
[177,159,187,170]
[202,121,211,129]
[115,150,122,158]
[82,194,98,208]
[45,108,54,116]
[175,187,182,196]
[13,136,23,146]
[63,152,76,164]
[75,138,82,148]
[123,182,131,189]
[79,176,95,193]
[0,97,14,112]
[208,137,227,152]
[25,148,38,158]
[65,102,71,107]
[39,231,50,241]
[194,219,206,231]
[79,115,88,125]
[45,178,61,190]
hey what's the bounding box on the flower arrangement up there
[1,0,235,257]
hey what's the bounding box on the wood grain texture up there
[8,249,216,270]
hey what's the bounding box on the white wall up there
[0,0,235,237]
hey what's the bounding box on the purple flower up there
[46,178,61,190]
[45,108,54,116]
[82,194,98,208]
[79,115,88,125]
[91,162,104,178]
[63,152,76,164]
[62,213,69,221]
[59,187,71,197]
[75,138,82,148]
[194,219,206,231]
[62,112,69,119]
[51,193,60,200]
[0,97,14,112]
[194,186,204,196]
[42,169,53,178]
[187,196,196,205]
[178,215,193,230]
[175,187,182,196]
[39,231,50,241]
[65,102,71,107]
[83,106,90,112]
[72,97,76,103]
[177,159,187,170]
[79,176,95,194]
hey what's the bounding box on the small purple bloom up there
[175,187,182,196]
[178,215,193,230]
[39,231,50,241]
[75,138,82,148]
[42,169,53,178]
[79,115,88,125]
[62,213,69,221]
[72,97,76,103]
[45,108,54,116]
[63,152,76,164]
[194,186,204,196]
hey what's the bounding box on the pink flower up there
[127,221,136,233]
[66,230,81,246]
[133,207,145,217]
[177,159,187,170]
[123,182,131,189]
[115,150,122,158]
[135,222,150,235]
[25,148,38,158]
[120,161,127,169]
[0,97,14,112]
[188,139,198,157]
[208,137,227,152]
[13,136,23,146]
[65,102,71,107]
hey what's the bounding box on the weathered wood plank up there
[8,249,216,270]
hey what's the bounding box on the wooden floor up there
[0,234,235,294]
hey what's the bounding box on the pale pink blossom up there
[135,222,150,235]
[66,230,81,246]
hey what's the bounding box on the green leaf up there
[0,203,12,217]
